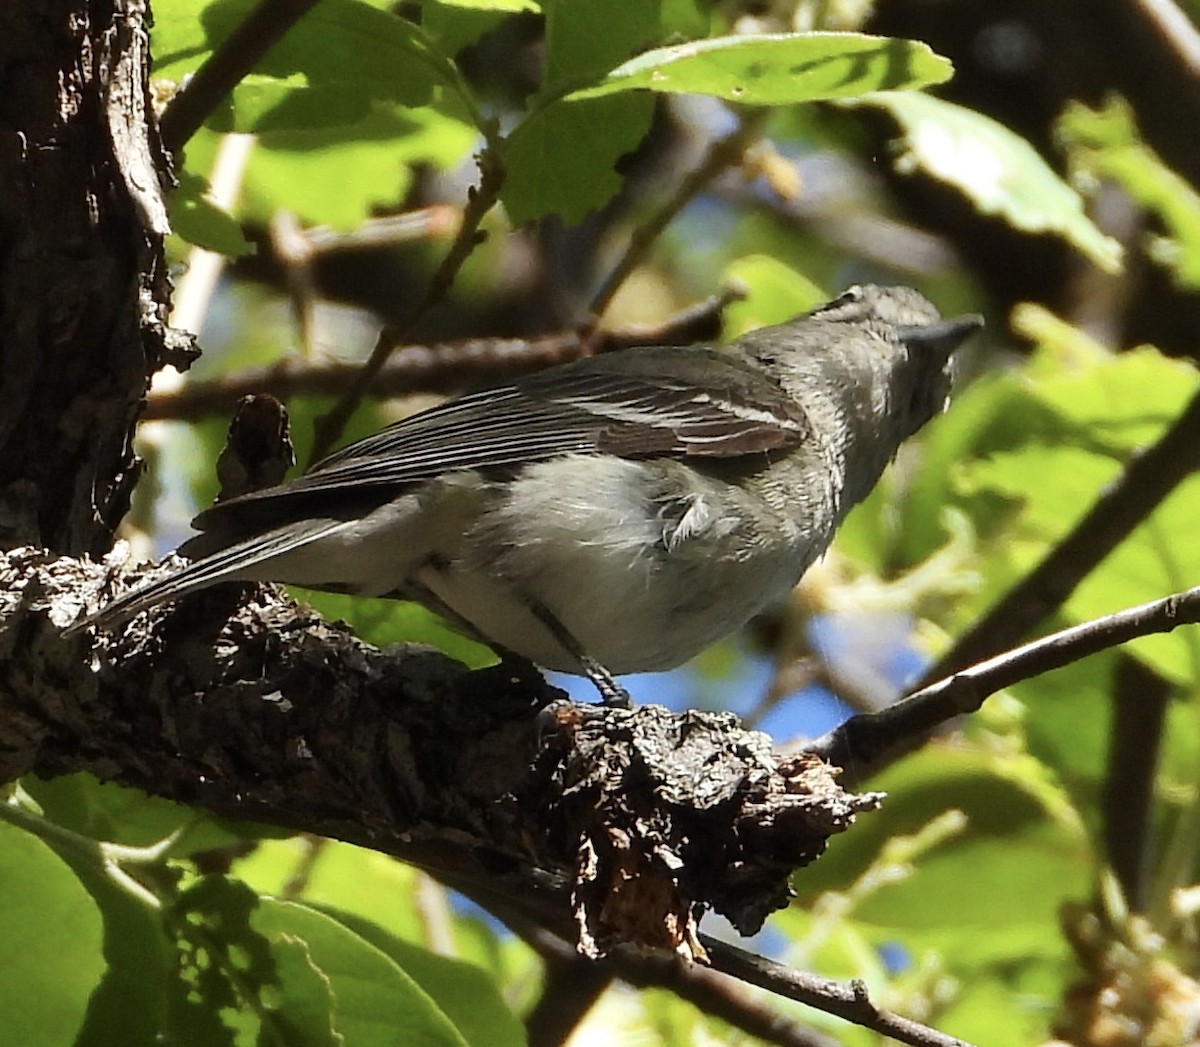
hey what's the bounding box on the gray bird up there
[74,285,982,705]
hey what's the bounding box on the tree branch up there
[508,921,973,1047]
[142,294,738,422]
[4,544,880,961]
[0,0,193,555]
[524,925,845,1047]
[832,383,1200,781]
[704,939,975,1047]
[814,584,1200,781]
[523,945,611,1047]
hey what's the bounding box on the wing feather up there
[192,348,811,535]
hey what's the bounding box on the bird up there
[72,285,982,706]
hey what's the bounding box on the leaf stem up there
[0,794,164,910]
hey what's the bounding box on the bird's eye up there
[811,286,863,316]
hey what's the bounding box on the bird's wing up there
[191,349,812,534]
[73,349,813,630]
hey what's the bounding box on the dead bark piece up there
[534,704,884,960]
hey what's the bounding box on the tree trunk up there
[0,0,193,557]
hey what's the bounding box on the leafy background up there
[7,0,1200,1044]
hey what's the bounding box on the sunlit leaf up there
[721,254,826,337]
[853,91,1123,273]
[544,0,668,91]
[47,834,176,1047]
[568,32,953,104]
[170,172,254,257]
[320,908,525,1047]
[1059,95,1200,288]
[431,0,538,9]
[153,0,445,108]
[20,773,281,853]
[253,899,471,1046]
[298,590,498,668]
[241,105,477,230]
[0,821,106,1047]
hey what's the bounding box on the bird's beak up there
[896,314,984,358]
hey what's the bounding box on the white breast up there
[415,455,820,675]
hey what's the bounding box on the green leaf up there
[567,32,954,104]
[232,839,534,1016]
[884,336,1195,577]
[502,91,654,225]
[298,590,499,668]
[153,0,445,111]
[21,772,286,855]
[241,104,476,229]
[932,340,1200,682]
[262,934,341,1046]
[659,0,708,39]
[314,907,525,1047]
[0,820,106,1047]
[46,836,176,1047]
[789,747,1089,936]
[235,839,428,943]
[166,876,277,1042]
[1068,470,1200,685]
[205,74,376,134]
[417,2,520,55]
[1010,647,1117,788]
[936,970,1066,1047]
[252,899,471,1047]
[171,172,254,257]
[852,91,1123,273]
[1059,95,1200,289]
[720,254,825,337]
[543,0,668,92]
[1022,344,1198,454]
[430,0,538,9]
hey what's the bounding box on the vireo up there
[75,285,982,706]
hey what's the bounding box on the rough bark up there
[0,0,194,557]
[2,546,882,957]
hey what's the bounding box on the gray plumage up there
[74,285,981,700]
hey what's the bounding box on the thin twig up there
[147,335,585,421]
[588,108,769,321]
[813,584,1200,780]
[703,938,975,1047]
[524,926,868,1047]
[159,0,321,155]
[463,884,934,1047]
[308,144,506,464]
[820,382,1200,783]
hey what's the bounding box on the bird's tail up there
[65,518,350,635]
